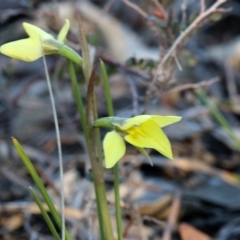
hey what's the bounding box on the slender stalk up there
[100,60,123,240]
[93,94,106,240]
[113,163,122,240]
[68,60,105,239]
[88,130,114,240]
[94,191,105,240]
[67,60,88,141]
[86,66,114,240]
[42,55,65,240]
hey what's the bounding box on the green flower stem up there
[95,194,105,240]
[93,95,106,240]
[88,129,114,240]
[79,27,107,238]
[196,90,240,151]
[87,68,114,240]
[92,94,109,240]
[113,163,122,240]
[68,59,106,239]
[67,60,88,142]
[30,188,61,240]
[12,138,72,240]
[100,60,123,240]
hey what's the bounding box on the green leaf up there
[12,138,72,240]
[30,187,61,240]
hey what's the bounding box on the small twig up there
[123,218,134,239]
[144,0,228,112]
[168,77,220,93]
[122,0,148,18]
[200,0,206,13]
[162,191,181,240]
[142,215,166,227]
[173,52,182,71]
[152,0,167,19]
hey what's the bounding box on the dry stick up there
[152,0,167,19]
[162,191,181,240]
[144,0,228,112]
[200,0,206,13]
[122,0,148,18]
[167,77,220,93]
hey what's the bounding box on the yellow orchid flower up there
[0,20,82,65]
[95,115,182,168]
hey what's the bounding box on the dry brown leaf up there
[179,223,212,240]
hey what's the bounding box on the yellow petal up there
[116,115,182,130]
[125,120,173,159]
[0,39,42,61]
[150,115,182,128]
[117,115,151,130]
[103,131,126,168]
[23,22,53,42]
[58,19,70,42]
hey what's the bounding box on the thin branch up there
[168,77,220,93]
[162,191,181,240]
[200,0,206,13]
[173,51,182,71]
[122,0,148,18]
[145,0,228,111]
[152,0,167,19]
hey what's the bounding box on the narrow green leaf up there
[68,60,88,142]
[196,90,240,151]
[100,60,114,116]
[30,187,61,240]
[12,138,72,240]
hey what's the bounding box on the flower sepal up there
[94,117,127,129]
[43,38,82,65]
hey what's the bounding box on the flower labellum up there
[0,20,82,65]
[94,115,182,168]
